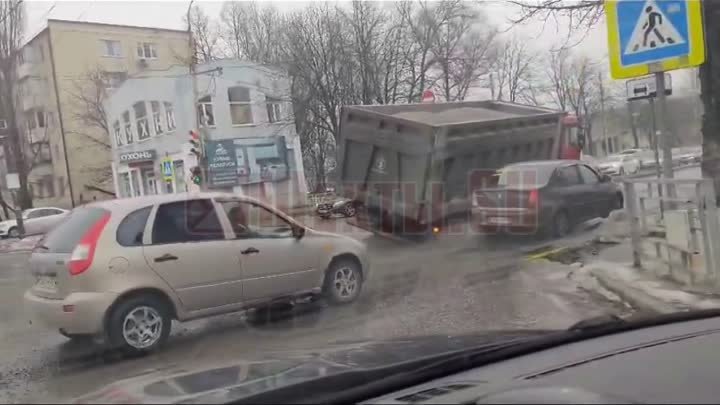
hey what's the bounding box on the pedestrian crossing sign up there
[606,0,705,79]
[161,158,174,182]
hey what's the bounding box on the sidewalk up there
[581,241,720,314]
[0,235,41,253]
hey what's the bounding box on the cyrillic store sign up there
[119,150,156,163]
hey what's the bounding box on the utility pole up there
[599,71,608,155]
[186,0,208,190]
[627,101,640,148]
[655,71,676,200]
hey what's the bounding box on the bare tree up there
[491,35,538,104]
[431,6,498,101]
[66,66,117,195]
[185,5,220,63]
[0,0,32,209]
[67,67,113,150]
[220,1,282,62]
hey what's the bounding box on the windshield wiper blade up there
[233,338,534,405]
[568,314,625,332]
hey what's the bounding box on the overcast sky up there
[24,0,695,92]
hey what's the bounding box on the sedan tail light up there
[68,213,111,276]
[527,189,539,209]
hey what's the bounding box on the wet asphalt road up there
[0,166,702,403]
[0,223,632,403]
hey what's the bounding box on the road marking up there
[526,247,569,262]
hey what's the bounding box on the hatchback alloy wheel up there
[324,259,363,304]
[122,306,164,349]
[334,267,358,299]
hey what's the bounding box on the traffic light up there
[190,166,202,185]
[189,130,201,159]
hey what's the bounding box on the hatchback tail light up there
[68,213,111,276]
[527,189,539,208]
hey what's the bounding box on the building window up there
[44,175,54,197]
[266,97,283,123]
[100,39,122,57]
[36,110,45,128]
[104,72,127,92]
[57,176,65,196]
[197,95,215,127]
[0,119,6,129]
[133,102,150,140]
[173,160,186,192]
[113,120,122,146]
[228,87,252,125]
[164,102,176,131]
[33,142,51,163]
[119,172,132,198]
[136,42,157,59]
[122,111,134,144]
[26,111,36,130]
[151,101,163,135]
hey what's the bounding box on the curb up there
[589,268,678,314]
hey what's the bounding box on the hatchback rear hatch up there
[29,207,110,299]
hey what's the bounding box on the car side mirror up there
[601,174,612,182]
[292,225,305,239]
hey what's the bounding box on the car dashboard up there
[363,316,720,404]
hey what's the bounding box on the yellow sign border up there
[606,0,706,79]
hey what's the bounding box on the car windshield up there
[1,0,712,403]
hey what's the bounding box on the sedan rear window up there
[497,165,555,188]
[41,207,110,253]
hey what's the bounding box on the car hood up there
[74,331,551,404]
[0,219,17,228]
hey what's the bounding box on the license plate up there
[36,276,57,290]
[488,217,511,225]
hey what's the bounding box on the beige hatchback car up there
[24,192,369,354]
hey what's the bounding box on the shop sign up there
[119,150,156,163]
[206,140,238,187]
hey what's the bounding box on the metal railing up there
[622,177,720,286]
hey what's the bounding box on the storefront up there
[115,149,192,198]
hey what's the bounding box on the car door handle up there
[154,253,178,263]
[241,247,260,255]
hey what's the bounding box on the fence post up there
[699,180,720,284]
[624,180,642,268]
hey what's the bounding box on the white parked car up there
[597,154,640,176]
[0,207,69,238]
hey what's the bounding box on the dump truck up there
[334,100,582,238]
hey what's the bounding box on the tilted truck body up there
[335,100,573,236]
